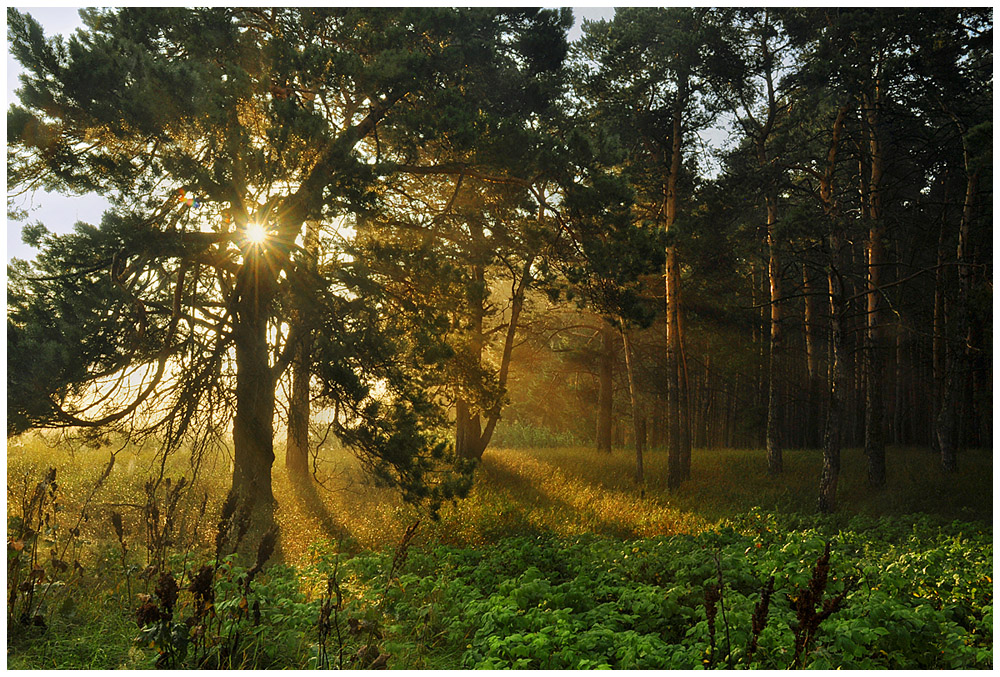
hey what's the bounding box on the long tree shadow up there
[283,471,351,546]
[478,456,577,513]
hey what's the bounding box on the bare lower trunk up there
[938,164,977,472]
[803,266,823,449]
[620,320,644,484]
[286,221,318,475]
[819,257,846,513]
[765,197,783,475]
[476,257,533,457]
[863,86,887,488]
[596,320,615,454]
[864,227,887,487]
[817,104,849,513]
[231,275,277,513]
[677,286,692,480]
[285,336,310,475]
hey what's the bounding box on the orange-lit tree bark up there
[663,98,686,487]
[709,8,790,472]
[861,68,888,488]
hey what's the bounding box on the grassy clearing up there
[7,436,991,563]
[6,434,992,668]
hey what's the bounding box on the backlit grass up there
[8,436,991,567]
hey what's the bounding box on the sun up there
[245,222,268,246]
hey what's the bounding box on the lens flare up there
[245,222,268,245]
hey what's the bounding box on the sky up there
[4,7,619,264]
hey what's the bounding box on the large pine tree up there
[7,7,571,518]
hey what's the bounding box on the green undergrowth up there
[8,510,991,669]
[351,512,992,669]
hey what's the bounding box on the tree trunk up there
[819,245,846,513]
[665,247,683,488]
[765,195,783,474]
[286,221,318,476]
[932,179,949,452]
[938,161,978,471]
[620,320,644,484]
[664,78,688,489]
[476,257,533,457]
[285,334,311,475]
[596,319,615,454]
[862,83,888,488]
[455,398,482,460]
[676,286,693,480]
[457,257,485,460]
[231,250,277,513]
[817,104,849,513]
[803,265,823,449]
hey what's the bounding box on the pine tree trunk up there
[456,398,482,460]
[819,251,846,513]
[230,253,277,513]
[286,336,311,475]
[596,320,615,454]
[938,163,977,472]
[663,80,688,489]
[817,104,849,513]
[620,320,644,484]
[932,196,948,453]
[862,83,888,488]
[286,221,318,476]
[476,257,533,457]
[765,196,783,474]
[676,286,692,480]
[803,266,823,449]
[457,258,485,460]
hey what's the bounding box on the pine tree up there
[7,7,571,521]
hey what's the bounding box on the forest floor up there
[6,437,993,669]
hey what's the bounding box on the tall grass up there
[8,435,991,565]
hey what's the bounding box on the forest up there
[6,7,992,669]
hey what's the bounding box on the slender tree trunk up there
[819,246,846,513]
[286,336,311,475]
[620,320,644,484]
[932,181,949,453]
[476,257,534,457]
[803,265,823,449]
[696,355,711,448]
[861,77,889,487]
[596,319,615,454]
[664,79,689,489]
[676,283,693,479]
[665,247,684,487]
[817,105,849,513]
[765,196,784,474]
[286,221,319,475]
[938,161,978,471]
